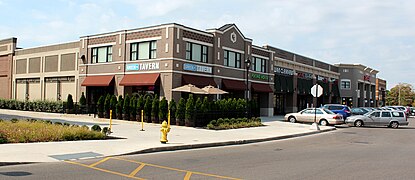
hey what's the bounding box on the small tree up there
[66,94,74,114]
[130,96,137,121]
[79,92,86,106]
[159,97,168,122]
[151,94,160,123]
[185,94,195,127]
[201,97,209,113]
[176,98,186,126]
[116,95,123,119]
[136,95,144,121]
[123,94,130,120]
[97,95,105,118]
[144,96,152,123]
[104,94,111,118]
[110,95,117,119]
[169,99,177,125]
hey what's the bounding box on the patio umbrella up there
[171,84,207,94]
[202,85,228,94]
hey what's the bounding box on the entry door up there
[367,111,380,125]
[274,94,285,115]
[379,112,392,126]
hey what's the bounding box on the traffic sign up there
[311,84,323,97]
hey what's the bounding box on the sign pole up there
[314,85,317,124]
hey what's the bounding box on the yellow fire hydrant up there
[160,120,170,144]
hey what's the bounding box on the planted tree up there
[104,94,111,118]
[66,94,74,114]
[136,95,144,122]
[144,96,152,123]
[97,95,105,118]
[169,99,177,125]
[130,96,137,121]
[110,95,117,119]
[159,97,168,122]
[176,98,186,126]
[79,92,86,106]
[123,94,130,120]
[185,94,195,127]
[151,94,160,123]
[116,95,123,120]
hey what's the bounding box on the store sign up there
[251,73,269,80]
[126,62,160,71]
[297,72,313,79]
[183,63,212,74]
[317,75,328,83]
[274,66,294,76]
[363,75,371,82]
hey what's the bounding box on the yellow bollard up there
[140,109,144,131]
[109,110,113,132]
[160,120,170,144]
[167,110,171,129]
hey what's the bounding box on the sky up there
[0,0,414,90]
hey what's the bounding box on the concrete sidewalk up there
[0,109,335,163]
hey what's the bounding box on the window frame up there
[340,79,351,89]
[91,46,112,63]
[223,50,241,68]
[130,40,157,61]
[185,42,208,63]
[251,56,266,73]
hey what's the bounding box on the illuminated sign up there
[126,62,160,71]
[183,63,212,74]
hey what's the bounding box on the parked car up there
[345,110,408,128]
[284,108,344,126]
[388,106,410,116]
[351,107,372,115]
[322,104,351,119]
[411,107,415,116]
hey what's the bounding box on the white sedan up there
[284,108,344,126]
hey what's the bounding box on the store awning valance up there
[119,73,159,86]
[251,83,273,93]
[182,74,217,87]
[222,79,246,91]
[81,75,114,86]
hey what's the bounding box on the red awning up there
[182,74,217,87]
[251,83,273,93]
[222,79,246,91]
[119,73,159,86]
[81,75,114,86]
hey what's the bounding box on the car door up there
[379,112,392,126]
[301,109,315,123]
[365,111,380,126]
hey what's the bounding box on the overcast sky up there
[1,0,413,89]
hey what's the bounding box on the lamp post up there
[245,58,251,118]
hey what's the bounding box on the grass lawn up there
[0,120,105,143]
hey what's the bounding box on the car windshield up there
[323,108,335,114]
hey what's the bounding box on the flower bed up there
[207,117,263,130]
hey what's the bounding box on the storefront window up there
[130,41,157,60]
[224,50,241,68]
[185,42,208,63]
[92,46,112,63]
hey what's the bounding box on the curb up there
[121,127,336,156]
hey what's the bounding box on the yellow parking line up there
[129,163,146,177]
[184,172,192,180]
[113,157,242,180]
[64,160,145,180]
[88,157,111,167]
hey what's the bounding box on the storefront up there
[297,72,314,110]
[273,66,294,115]
[81,75,115,104]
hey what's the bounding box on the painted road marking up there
[184,172,192,180]
[129,163,146,177]
[88,157,110,167]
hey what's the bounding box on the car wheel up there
[319,119,329,126]
[288,116,296,123]
[390,121,399,129]
[354,120,363,127]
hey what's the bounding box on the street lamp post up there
[245,58,251,118]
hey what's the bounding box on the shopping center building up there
[0,23,378,116]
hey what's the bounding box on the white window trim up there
[340,79,351,89]
[222,46,245,54]
[126,37,162,44]
[88,42,116,49]
[182,38,213,47]
[252,54,269,60]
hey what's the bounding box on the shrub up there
[185,94,195,127]
[210,120,217,126]
[91,124,102,132]
[66,94,74,111]
[11,119,18,123]
[110,95,117,118]
[168,99,176,124]
[97,95,105,118]
[195,97,202,111]
[102,127,110,136]
[201,97,209,113]
[151,94,159,123]
[81,125,89,130]
[159,97,168,121]
[144,96,152,123]
[54,122,63,125]
[63,122,71,126]
[79,92,86,106]
[104,94,111,118]
[136,95,144,121]
[123,94,130,120]
[130,96,137,121]
[176,98,186,126]
[116,95,123,119]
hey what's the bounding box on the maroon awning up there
[222,79,246,91]
[182,74,217,87]
[119,73,159,86]
[251,83,273,93]
[81,75,114,86]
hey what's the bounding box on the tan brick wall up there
[88,35,116,45]
[28,57,41,73]
[44,55,58,72]
[126,29,162,40]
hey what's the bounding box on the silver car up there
[345,110,409,128]
[284,108,344,126]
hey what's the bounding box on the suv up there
[323,104,351,119]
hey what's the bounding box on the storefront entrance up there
[274,94,285,115]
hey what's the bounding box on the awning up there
[81,75,114,86]
[251,83,273,93]
[182,74,217,87]
[119,73,159,86]
[222,79,246,91]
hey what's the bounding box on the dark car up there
[322,104,351,119]
[351,107,371,115]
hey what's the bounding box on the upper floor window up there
[185,42,207,63]
[131,41,157,60]
[224,50,241,68]
[251,56,266,72]
[92,46,112,63]
[340,79,351,89]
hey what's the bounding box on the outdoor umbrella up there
[202,85,228,94]
[171,84,207,94]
